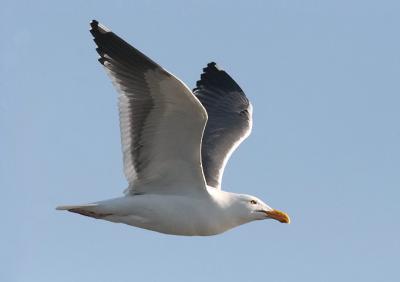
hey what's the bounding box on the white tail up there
[56,203,113,219]
[56,203,98,210]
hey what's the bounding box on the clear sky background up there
[2,1,399,281]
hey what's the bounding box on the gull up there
[57,20,290,236]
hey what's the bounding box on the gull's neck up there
[205,186,251,227]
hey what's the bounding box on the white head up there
[226,193,290,225]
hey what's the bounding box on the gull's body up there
[57,20,290,236]
[76,188,256,236]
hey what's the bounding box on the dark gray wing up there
[90,20,208,195]
[193,62,252,189]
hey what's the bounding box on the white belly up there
[98,194,234,236]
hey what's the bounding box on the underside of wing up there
[193,62,252,189]
[90,20,208,195]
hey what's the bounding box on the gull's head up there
[230,194,291,224]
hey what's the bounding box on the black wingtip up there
[194,61,243,93]
[90,20,98,37]
[200,62,225,75]
[205,61,219,71]
[90,20,99,32]
[90,20,111,37]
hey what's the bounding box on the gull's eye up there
[250,200,257,205]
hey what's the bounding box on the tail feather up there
[56,204,98,210]
[56,203,113,219]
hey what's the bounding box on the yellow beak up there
[265,209,291,224]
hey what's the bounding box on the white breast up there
[97,189,239,236]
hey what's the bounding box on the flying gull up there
[57,20,290,236]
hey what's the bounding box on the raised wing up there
[90,20,208,195]
[193,63,252,189]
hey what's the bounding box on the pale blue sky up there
[2,1,400,281]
